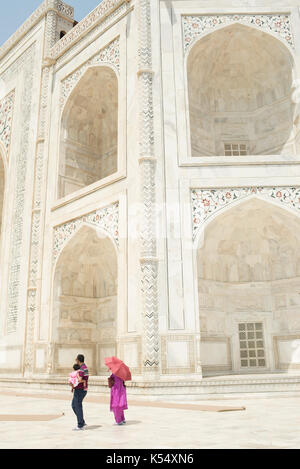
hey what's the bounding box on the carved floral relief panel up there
[192,187,300,241]
[183,14,294,54]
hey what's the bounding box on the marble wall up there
[2,0,300,387]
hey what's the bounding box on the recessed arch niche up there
[187,24,295,157]
[53,225,118,374]
[197,198,300,374]
[59,66,118,199]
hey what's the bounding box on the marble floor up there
[1,388,300,449]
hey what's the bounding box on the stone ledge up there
[1,373,300,397]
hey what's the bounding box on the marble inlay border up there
[183,14,294,53]
[0,90,14,160]
[53,201,119,262]
[60,37,120,108]
[1,44,37,334]
[161,335,195,374]
[138,0,160,372]
[191,187,300,241]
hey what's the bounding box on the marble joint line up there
[183,14,295,54]
[0,90,15,161]
[191,186,300,241]
[53,202,119,263]
[60,37,120,108]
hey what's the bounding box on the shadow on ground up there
[84,425,102,430]
[124,420,142,426]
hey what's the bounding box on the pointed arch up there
[197,197,300,282]
[186,23,296,157]
[60,62,120,118]
[52,224,118,375]
[195,197,300,375]
[185,21,296,65]
[53,220,119,274]
[193,191,300,249]
[59,65,118,199]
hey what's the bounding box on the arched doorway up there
[187,24,295,156]
[53,225,118,375]
[197,198,300,375]
[59,66,118,198]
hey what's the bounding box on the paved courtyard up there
[1,388,300,449]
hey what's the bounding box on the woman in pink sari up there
[109,373,128,425]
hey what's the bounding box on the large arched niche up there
[53,225,118,375]
[58,66,118,199]
[197,198,300,375]
[187,24,295,157]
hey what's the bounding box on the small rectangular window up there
[238,322,266,368]
[224,143,248,156]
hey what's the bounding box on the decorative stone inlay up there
[183,14,294,53]
[50,0,129,59]
[138,0,159,372]
[4,44,36,334]
[60,37,120,108]
[24,9,59,372]
[0,90,14,160]
[191,187,300,241]
[57,1,74,19]
[53,202,119,262]
[141,260,159,369]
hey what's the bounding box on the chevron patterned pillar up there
[137,0,160,374]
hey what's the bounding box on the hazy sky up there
[0,0,103,46]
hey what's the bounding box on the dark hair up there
[77,354,84,363]
[73,364,80,370]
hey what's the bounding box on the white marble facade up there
[1,0,300,393]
